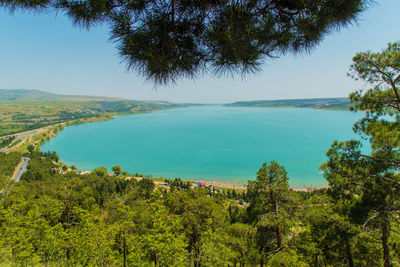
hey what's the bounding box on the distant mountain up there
[0,89,197,117]
[0,89,125,102]
[225,97,353,110]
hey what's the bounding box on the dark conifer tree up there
[1,0,371,84]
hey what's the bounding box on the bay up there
[41,106,364,187]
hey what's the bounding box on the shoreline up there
[5,116,112,154]
[129,176,328,191]
[36,109,330,191]
[130,176,328,191]
[178,179,328,191]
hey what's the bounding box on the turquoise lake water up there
[41,106,364,187]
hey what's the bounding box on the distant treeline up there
[0,136,15,149]
[91,100,189,114]
[225,97,352,110]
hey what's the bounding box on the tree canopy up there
[322,41,400,267]
[1,0,371,84]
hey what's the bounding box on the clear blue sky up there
[1,1,399,103]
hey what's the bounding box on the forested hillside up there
[0,149,398,266]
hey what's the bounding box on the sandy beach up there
[126,176,329,192]
[196,180,328,192]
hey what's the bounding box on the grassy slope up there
[0,89,189,136]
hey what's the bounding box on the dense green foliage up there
[0,136,15,149]
[0,152,21,191]
[1,1,370,84]
[0,150,399,266]
[0,152,21,178]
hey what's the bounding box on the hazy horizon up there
[1,88,350,104]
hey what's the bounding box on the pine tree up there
[247,161,293,263]
[322,41,400,267]
[1,0,371,84]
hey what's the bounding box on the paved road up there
[11,157,30,182]
[0,126,42,153]
[0,121,65,141]
[1,121,71,153]
[0,125,49,139]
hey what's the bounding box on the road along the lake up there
[11,157,30,182]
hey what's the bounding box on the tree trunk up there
[276,224,282,249]
[66,248,71,262]
[390,81,400,109]
[271,190,282,248]
[123,230,127,267]
[154,253,158,267]
[194,247,201,267]
[191,234,201,267]
[345,239,354,267]
[66,207,71,261]
[381,218,391,267]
